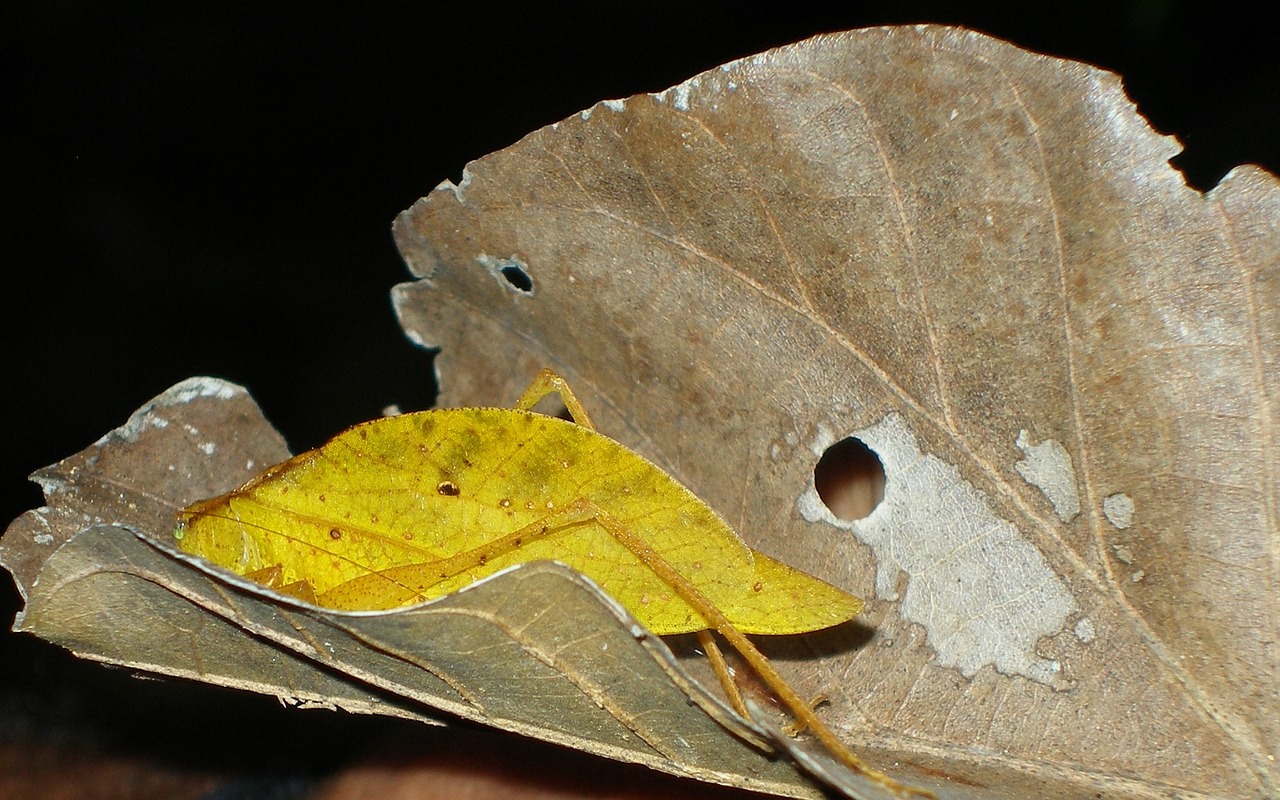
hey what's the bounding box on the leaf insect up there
[176,369,932,799]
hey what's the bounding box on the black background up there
[3,2,1276,794]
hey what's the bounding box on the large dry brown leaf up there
[391,25,1280,799]
[1,378,831,798]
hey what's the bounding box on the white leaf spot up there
[800,414,1077,684]
[1074,618,1096,643]
[1103,493,1135,529]
[1014,430,1081,522]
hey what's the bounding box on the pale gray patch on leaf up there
[799,414,1077,684]
[1111,543,1135,564]
[435,167,475,204]
[1014,430,1081,522]
[653,76,701,112]
[1103,493,1136,529]
[1074,618,1096,644]
[105,377,245,445]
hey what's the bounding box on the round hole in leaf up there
[814,437,884,521]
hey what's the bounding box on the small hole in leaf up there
[499,264,533,294]
[481,255,536,296]
[436,480,460,496]
[814,437,884,521]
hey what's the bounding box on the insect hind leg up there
[571,499,933,798]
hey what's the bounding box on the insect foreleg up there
[512,368,596,430]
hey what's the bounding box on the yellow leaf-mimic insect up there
[176,369,931,799]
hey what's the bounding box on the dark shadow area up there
[0,624,422,799]
[311,720,767,800]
